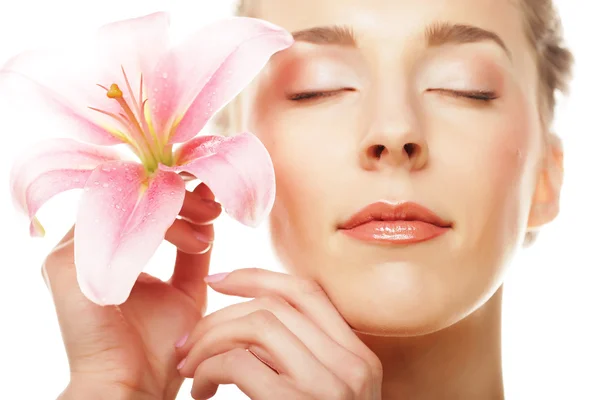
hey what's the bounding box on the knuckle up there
[328,381,354,400]
[43,250,61,270]
[222,348,248,370]
[43,247,72,275]
[249,309,280,335]
[347,358,372,383]
[368,355,384,381]
[345,358,374,395]
[295,278,325,297]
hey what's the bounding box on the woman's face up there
[238,0,550,335]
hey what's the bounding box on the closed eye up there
[429,89,498,102]
[287,88,355,102]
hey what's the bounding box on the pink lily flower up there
[4,12,293,305]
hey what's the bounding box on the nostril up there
[404,143,417,157]
[370,145,386,159]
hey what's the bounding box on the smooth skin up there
[49,0,565,399]
[49,183,219,400]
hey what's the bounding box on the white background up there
[0,1,598,399]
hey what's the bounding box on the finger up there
[190,182,216,200]
[180,190,222,225]
[177,296,376,396]
[169,182,218,308]
[189,348,305,400]
[42,226,122,347]
[178,310,347,398]
[204,268,381,371]
[42,225,75,287]
[170,249,212,312]
[164,218,213,254]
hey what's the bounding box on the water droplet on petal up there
[170,191,175,195]
[150,218,156,223]
[102,183,109,188]
[153,87,159,93]
[102,166,111,172]
[162,72,168,79]
[115,204,121,210]
[94,181,100,185]
[117,187,122,192]
[73,178,80,183]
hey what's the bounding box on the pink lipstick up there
[338,201,451,244]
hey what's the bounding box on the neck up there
[357,286,505,400]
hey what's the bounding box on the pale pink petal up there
[74,161,185,305]
[0,12,170,146]
[0,52,123,145]
[147,17,293,144]
[160,132,275,227]
[9,138,122,236]
[95,11,170,85]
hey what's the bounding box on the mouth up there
[337,201,452,245]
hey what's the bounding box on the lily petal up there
[160,132,275,227]
[0,12,170,146]
[148,17,293,144]
[0,51,123,146]
[95,11,170,88]
[9,138,122,236]
[74,161,185,305]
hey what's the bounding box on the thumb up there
[42,226,123,356]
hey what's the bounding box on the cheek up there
[249,104,350,264]
[435,99,540,255]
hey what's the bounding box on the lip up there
[337,201,452,244]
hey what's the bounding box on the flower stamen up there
[95,66,171,172]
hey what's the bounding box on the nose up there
[359,92,429,171]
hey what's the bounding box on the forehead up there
[254,0,525,51]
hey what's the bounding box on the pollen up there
[106,83,123,99]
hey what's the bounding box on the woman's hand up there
[44,183,220,400]
[175,268,383,400]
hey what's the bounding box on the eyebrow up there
[425,22,511,59]
[291,22,511,59]
[292,25,357,46]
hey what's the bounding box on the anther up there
[107,83,123,99]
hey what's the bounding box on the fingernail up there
[175,333,189,348]
[194,230,214,244]
[204,272,229,283]
[177,357,187,370]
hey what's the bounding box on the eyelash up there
[432,89,498,102]
[288,90,345,101]
[288,89,498,102]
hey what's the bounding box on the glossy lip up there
[337,201,452,244]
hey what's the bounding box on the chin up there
[320,261,481,338]
[341,297,462,338]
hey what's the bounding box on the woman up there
[45,0,573,398]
